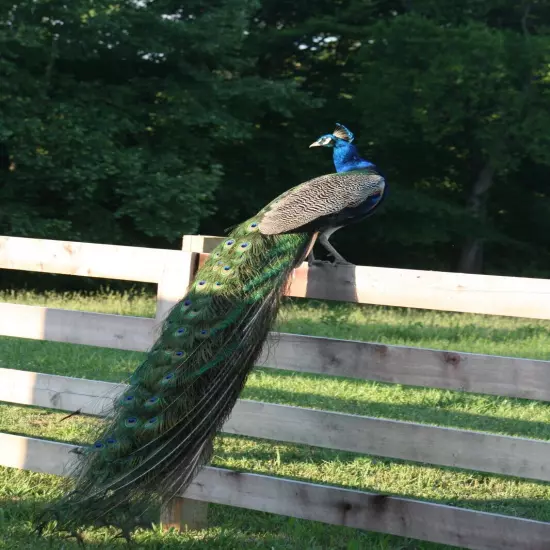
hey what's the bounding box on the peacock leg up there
[318,228,351,265]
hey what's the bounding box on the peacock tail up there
[37,122,386,539]
[38,213,313,537]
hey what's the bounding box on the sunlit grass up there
[1,289,550,549]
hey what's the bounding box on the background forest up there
[1,0,550,280]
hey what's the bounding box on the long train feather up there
[36,218,312,537]
[36,123,386,540]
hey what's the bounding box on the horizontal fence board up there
[2,234,550,318]
[2,304,550,401]
[2,433,550,550]
[260,333,550,401]
[0,236,188,283]
[2,368,550,482]
[0,303,155,351]
[0,369,119,415]
[203,249,550,317]
[226,402,550,482]
[290,263,550,319]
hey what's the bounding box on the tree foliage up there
[0,0,309,245]
[1,0,550,276]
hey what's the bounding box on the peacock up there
[37,123,387,540]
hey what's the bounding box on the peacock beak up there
[309,140,323,148]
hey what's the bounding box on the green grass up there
[1,289,550,549]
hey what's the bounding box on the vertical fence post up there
[159,235,220,532]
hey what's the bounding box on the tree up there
[353,1,550,273]
[0,0,307,246]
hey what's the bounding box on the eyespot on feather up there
[121,395,135,406]
[195,280,208,291]
[144,416,161,430]
[124,417,139,428]
[160,372,176,386]
[145,396,160,408]
[221,265,233,277]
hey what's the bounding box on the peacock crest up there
[332,123,354,142]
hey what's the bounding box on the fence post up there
[159,235,220,532]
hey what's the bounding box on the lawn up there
[1,288,550,549]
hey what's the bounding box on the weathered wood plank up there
[164,236,214,531]
[3,304,549,402]
[154,251,195,324]
[3,233,550,318]
[2,432,550,550]
[291,262,550,319]
[181,235,223,254]
[2,368,550,482]
[259,333,550,401]
[226,401,550,482]
[198,246,550,318]
[0,369,119,415]
[0,303,155,351]
[0,236,188,283]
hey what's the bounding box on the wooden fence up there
[1,234,550,549]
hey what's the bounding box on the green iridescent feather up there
[36,123,385,541]
[37,213,312,538]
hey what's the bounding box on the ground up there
[1,288,550,549]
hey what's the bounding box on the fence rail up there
[2,432,550,550]
[2,367,550,481]
[1,234,550,550]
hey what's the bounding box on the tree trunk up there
[458,162,494,274]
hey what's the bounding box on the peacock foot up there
[308,259,354,267]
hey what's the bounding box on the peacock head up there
[309,123,354,148]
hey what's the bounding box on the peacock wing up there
[259,170,385,235]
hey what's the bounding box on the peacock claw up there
[309,259,353,267]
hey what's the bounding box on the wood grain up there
[260,333,550,401]
[3,304,549,402]
[290,262,550,318]
[3,432,550,550]
[0,303,154,351]
[3,368,550,481]
[0,236,188,283]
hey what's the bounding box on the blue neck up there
[332,141,374,173]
